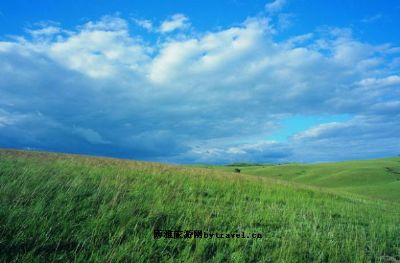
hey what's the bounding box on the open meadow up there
[1,149,399,262]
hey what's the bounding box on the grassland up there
[1,149,400,262]
[211,158,400,202]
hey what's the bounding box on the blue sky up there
[0,0,399,163]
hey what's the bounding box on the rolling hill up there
[1,149,399,262]
[211,158,400,202]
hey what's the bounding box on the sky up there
[0,0,399,164]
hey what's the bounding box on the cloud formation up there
[0,12,399,163]
[265,0,287,13]
[133,18,153,31]
[361,13,383,23]
[159,14,190,33]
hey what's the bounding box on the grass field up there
[1,149,400,262]
[209,158,400,202]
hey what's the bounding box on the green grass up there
[1,149,400,262]
[213,158,400,202]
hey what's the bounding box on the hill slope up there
[212,158,400,202]
[1,149,400,262]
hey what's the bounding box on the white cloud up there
[149,18,272,84]
[81,15,128,31]
[159,14,190,33]
[290,114,400,162]
[0,109,17,127]
[185,140,291,163]
[265,0,287,13]
[361,13,383,23]
[358,75,400,88]
[292,122,350,141]
[134,18,153,31]
[32,16,152,78]
[27,26,61,38]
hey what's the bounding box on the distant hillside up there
[213,157,400,202]
[1,149,399,262]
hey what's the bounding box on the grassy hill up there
[1,149,400,262]
[213,158,400,202]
